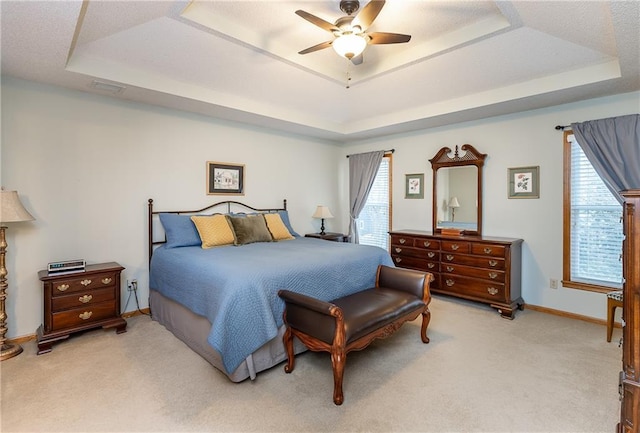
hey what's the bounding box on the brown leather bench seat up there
[278,265,433,405]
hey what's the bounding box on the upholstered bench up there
[278,265,433,405]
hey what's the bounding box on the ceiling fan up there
[295,0,411,65]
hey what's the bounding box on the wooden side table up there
[305,232,349,242]
[36,262,127,354]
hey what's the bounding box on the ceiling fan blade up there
[351,53,364,65]
[298,40,333,55]
[353,0,385,29]
[368,32,411,44]
[295,10,339,33]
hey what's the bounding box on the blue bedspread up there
[149,237,393,373]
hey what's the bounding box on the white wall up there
[339,91,640,320]
[1,77,341,339]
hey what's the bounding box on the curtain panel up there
[348,150,385,243]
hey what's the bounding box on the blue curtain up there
[571,114,640,202]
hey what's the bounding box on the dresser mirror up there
[429,144,486,236]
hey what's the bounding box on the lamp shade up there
[312,206,334,219]
[332,34,367,59]
[0,191,35,224]
[449,197,460,208]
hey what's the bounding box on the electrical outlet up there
[550,279,558,289]
[127,279,138,291]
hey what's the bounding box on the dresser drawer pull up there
[395,257,402,263]
[79,311,93,320]
[451,244,460,250]
[488,272,498,279]
[483,247,493,254]
[428,263,435,269]
[428,252,435,258]
[488,260,498,267]
[79,294,93,304]
[80,279,92,287]
[445,279,455,287]
[101,278,112,285]
[446,254,454,261]
[399,238,406,244]
[394,247,402,253]
[423,241,431,247]
[56,284,70,292]
[487,287,498,295]
[446,266,454,272]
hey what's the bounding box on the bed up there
[147,199,394,382]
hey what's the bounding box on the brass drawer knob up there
[488,260,498,267]
[445,279,455,287]
[446,254,454,261]
[399,238,406,244]
[446,266,454,272]
[488,272,498,279]
[484,247,493,254]
[487,287,498,295]
[394,257,402,263]
[56,284,70,292]
[395,247,402,253]
[101,278,112,284]
[80,279,92,287]
[428,263,435,269]
[428,252,435,258]
[79,311,93,320]
[79,294,93,304]
[451,244,460,250]
[423,241,431,247]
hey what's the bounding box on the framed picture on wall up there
[508,166,539,199]
[405,173,424,199]
[207,162,245,195]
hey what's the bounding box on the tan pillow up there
[264,213,294,241]
[190,214,235,248]
[226,214,273,245]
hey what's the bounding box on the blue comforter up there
[149,237,394,373]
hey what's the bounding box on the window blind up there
[570,138,623,286]
[358,157,390,250]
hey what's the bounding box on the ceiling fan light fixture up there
[332,33,367,59]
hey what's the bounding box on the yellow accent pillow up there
[190,214,235,248]
[264,213,295,241]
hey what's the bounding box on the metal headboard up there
[147,198,287,265]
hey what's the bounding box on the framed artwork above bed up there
[207,161,244,195]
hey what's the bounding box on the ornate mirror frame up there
[429,144,487,236]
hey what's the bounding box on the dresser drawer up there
[442,253,505,270]
[391,246,439,260]
[391,255,439,272]
[471,243,507,258]
[441,263,506,283]
[50,272,117,296]
[51,287,115,312]
[413,238,440,250]
[440,275,506,301]
[441,240,470,253]
[51,300,117,330]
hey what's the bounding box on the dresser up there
[619,190,640,432]
[36,262,127,354]
[389,230,523,319]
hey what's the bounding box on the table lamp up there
[312,206,334,235]
[449,197,460,222]
[0,190,35,361]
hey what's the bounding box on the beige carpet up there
[1,296,621,433]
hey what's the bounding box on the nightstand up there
[36,262,127,354]
[305,232,349,242]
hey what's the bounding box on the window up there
[563,131,623,292]
[358,154,392,250]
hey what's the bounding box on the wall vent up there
[89,80,126,94]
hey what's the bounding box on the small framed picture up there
[207,162,244,195]
[508,166,539,199]
[405,173,424,199]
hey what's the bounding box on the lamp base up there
[0,342,23,361]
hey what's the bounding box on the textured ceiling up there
[1,1,639,143]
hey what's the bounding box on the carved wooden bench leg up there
[283,326,295,373]
[420,308,431,344]
[331,348,346,405]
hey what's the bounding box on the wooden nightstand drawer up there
[51,287,115,312]
[50,272,116,296]
[52,300,117,330]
